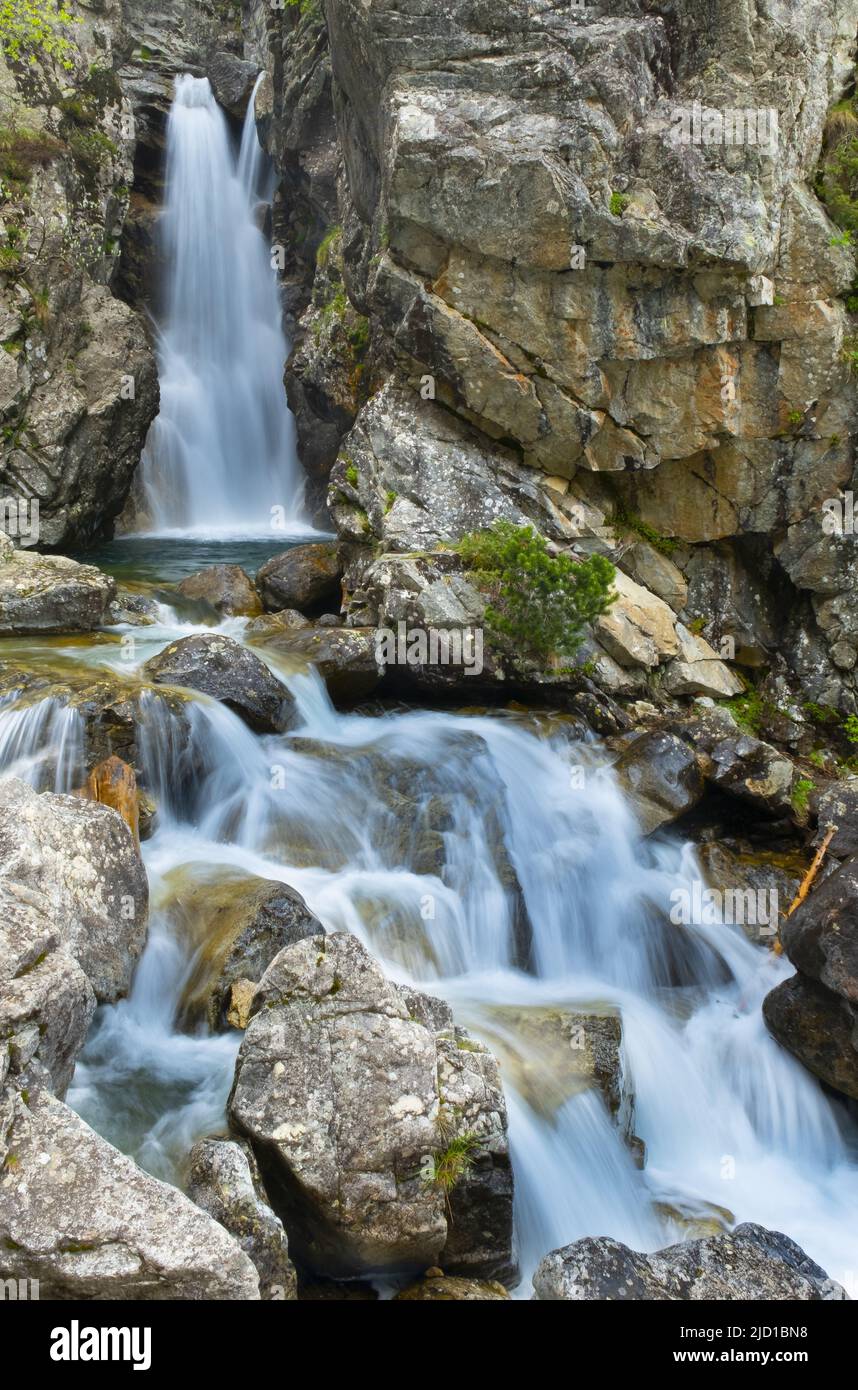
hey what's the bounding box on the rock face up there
[0,14,159,548]
[229,933,513,1280]
[0,1079,260,1300]
[170,868,324,1030]
[246,0,858,717]
[0,778,148,1005]
[763,855,858,1098]
[256,542,343,615]
[144,634,298,733]
[532,1224,847,1301]
[0,885,95,1098]
[0,541,115,635]
[185,1138,297,1299]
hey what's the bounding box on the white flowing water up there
[3,645,856,1294]
[2,68,857,1298]
[135,74,307,537]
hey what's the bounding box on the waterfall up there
[135,74,306,538]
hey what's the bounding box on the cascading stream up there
[135,75,307,537]
[1,71,856,1300]
[2,644,857,1294]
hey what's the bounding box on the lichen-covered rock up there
[144,633,298,733]
[0,1080,260,1300]
[532,1224,847,1301]
[175,565,262,618]
[680,707,801,819]
[185,1138,297,1299]
[327,380,598,553]
[0,778,148,1004]
[0,888,95,1097]
[229,933,513,1280]
[168,867,324,1031]
[0,22,159,549]
[256,542,342,614]
[662,624,744,699]
[613,731,705,835]
[0,546,115,635]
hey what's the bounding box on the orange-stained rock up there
[85,755,140,843]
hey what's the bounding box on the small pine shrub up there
[457,521,616,665]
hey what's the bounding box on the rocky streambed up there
[0,541,857,1301]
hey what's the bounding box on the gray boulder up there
[256,543,342,614]
[533,1224,847,1301]
[613,731,705,834]
[0,888,95,1097]
[0,778,148,1004]
[0,541,115,635]
[229,933,513,1280]
[185,1138,297,1299]
[144,634,298,734]
[0,1080,259,1300]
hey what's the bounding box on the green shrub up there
[0,0,79,69]
[610,191,629,217]
[457,521,616,665]
[791,778,813,815]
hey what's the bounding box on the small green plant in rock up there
[344,463,359,487]
[457,520,616,666]
[425,1131,480,1194]
[610,191,629,217]
[791,778,814,816]
[844,713,858,744]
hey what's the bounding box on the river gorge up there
[2,0,858,1315]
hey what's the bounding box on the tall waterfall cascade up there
[135,74,306,537]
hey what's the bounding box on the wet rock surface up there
[170,868,324,1031]
[229,933,513,1280]
[0,777,148,1005]
[532,1224,847,1301]
[144,633,298,733]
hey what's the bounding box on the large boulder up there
[175,565,262,618]
[0,541,115,635]
[256,543,343,615]
[168,868,324,1031]
[0,1079,259,1300]
[613,731,705,834]
[763,854,858,1098]
[763,974,858,1101]
[0,778,148,1004]
[0,887,95,1097]
[229,933,513,1280]
[185,1138,297,1300]
[144,634,298,734]
[532,1224,847,1301]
